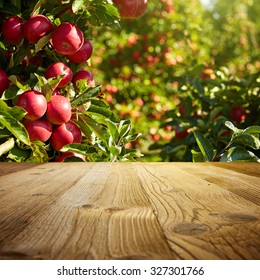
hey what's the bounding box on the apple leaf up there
[35,33,52,53]
[191,149,205,162]
[61,143,97,156]
[30,0,45,16]
[105,119,119,141]
[243,125,260,135]
[72,0,85,13]
[193,131,215,161]
[86,104,120,122]
[0,101,30,146]
[225,121,238,132]
[0,85,23,100]
[0,137,15,156]
[78,114,108,143]
[232,133,260,150]
[8,75,31,92]
[71,85,102,106]
[220,147,260,162]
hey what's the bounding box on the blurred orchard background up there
[92,0,260,162]
[0,0,259,162]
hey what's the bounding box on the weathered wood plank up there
[134,163,260,260]
[0,162,40,177]
[177,163,260,205]
[0,163,176,260]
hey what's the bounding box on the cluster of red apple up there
[0,13,96,161]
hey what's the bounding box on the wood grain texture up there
[0,162,259,260]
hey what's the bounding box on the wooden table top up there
[0,162,259,260]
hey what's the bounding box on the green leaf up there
[225,121,237,132]
[34,73,60,100]
[28,142,49,162]
[61,143,97,155]
[0,100,30,145]
[0,85,23,100]
[105,119,119,141]
[124,133,142,143]
[233,134,260,150]
[79,114,108,143]
[8,75,31,92]
[0,138,15,156]
[243,125,260,135]
[10,0,21,11]
[121,150,143,161]
[31,0,45,16]
[0,127,12,138]
[86,104,120,122]
[191,149,205,162]
[71,85,102,106]
[35,33,52,53]
[220,147,260,162]
[118,119,131,138]
[193,131,215,161]
[0,100,26,121]
[108,145,122,157]
[0,3,20,14]
[209,106,223,121]
[7,145,31,162]
[72,0,85,13]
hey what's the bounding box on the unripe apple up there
[73,69,95,89]
[51,22,84,55]
[23,15,53,44]
[0,69,10,97]
[66,40,93,64]
[51,121,82,151]
[46,95,71,125]
[23,119,52,142]
[2,16,24,45]
[17,90,47,121]
[45,62,73,88]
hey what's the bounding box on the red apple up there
[73,69,95,89]
[46,95,71,125]
[174,125,189,140]
[29,55,42,67]
[1,16,24,45]
[51,121,82,151]
[55,152,85,162]
[17,90,47,121]
[230,106,246,123]
[66,40,93,64]
[112,0,148,19]
[0,69,10,97]
[23,15,53,44]
[200,68,216,80]
[178,103,186,116]
[51,22,84,55]
[23,119,52,142]
[45,62,73,88]
[51,89,62,96]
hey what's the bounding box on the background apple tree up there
[92,0,260,162]
[0,0,142,162]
